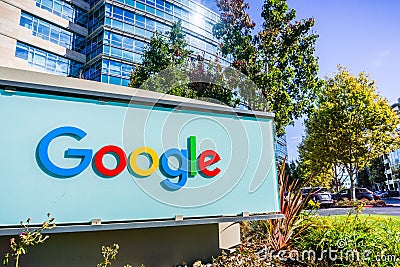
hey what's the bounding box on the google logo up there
[37,126,221,190]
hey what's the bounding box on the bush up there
[294,210,400,266]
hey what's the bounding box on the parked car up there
[374,190,400,198]
[373,190,387,199]
[388,190,400,197]
[301,187,333,207]
[332,188,374,201]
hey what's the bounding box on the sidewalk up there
[382,197,400,207]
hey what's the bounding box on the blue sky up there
[201,0,400,161]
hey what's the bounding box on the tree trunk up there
[350,175,356,201]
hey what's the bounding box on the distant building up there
[0,0,226,86]
[384,98,400,190]
[275,135,288,163]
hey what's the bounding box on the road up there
[317,198,400,216]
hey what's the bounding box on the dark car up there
[332,188,374,201]
[301,187,333,207]
[373,190,387,200]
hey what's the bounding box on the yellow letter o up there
[129,147,159,177]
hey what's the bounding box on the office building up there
[275,135,288,163]
[0,0,223,86]
[385,98,400,190]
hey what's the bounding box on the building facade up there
[384,98,400,190]
[0,0,224,86]
[275,135,288,163]
[0,0,288,163]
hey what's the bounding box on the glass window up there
[165,1,172,13]
[146,19,155,31]
[42,0,53,10]
[47,54,57,70]
[33,50,46,68]
[36,0,87,27]
[124,37,134,50]
[109,60,120,75]
[122,79,129,86]
[111,33,122,46]
[124,11,135,24]
[181,9,189,20]
[20,12,84,52]
[103,45,110,55]
[53,1,62,15]
[123,50,133,61]
[104,31,111,43]
[136,2,145,11]
[109,76,121,85]
[164,13,172,21]
[105,4,111,16]
[38,22,50,38]
[146,6,155,14]
[15,43,28,60]
[135,40,144,52]
[156,0,164,9]
[20,13,32,29]
[111,47,122,58]
[146,0,155,6]
[122,64,132,76]
[16,41,82,77]
[113,6,123,20]
[145,30,152,38]
[173,6,181,17]
[135,14,145,27]
[156,9,164,19]
[126,0,134,7]
[112,19,123,31]
[59,32,70,45]
[135,27,145,37]
[102,59,109,72]
[63,5,74,20]
[124,23,134,33]
[50,28,59,42]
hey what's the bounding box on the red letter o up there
[93,145,127,177]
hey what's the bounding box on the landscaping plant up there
[295,207,400,266]
[3,214,56,267]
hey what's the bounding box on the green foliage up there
[129,21,191,89]
[97,244,120,267]
[369,157,387,185]
[3,214,56,267]
[129,32,170,88]
[213,0,322,135]
[97,244,143,267]
[357,168,372,188]
[333,199,386,208]
[300,66,400,199]
[212,239,272,266]
[129,20,239,107]
[243,160,316,251]
[295,213,400,266]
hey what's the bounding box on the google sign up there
[37,126,221,190]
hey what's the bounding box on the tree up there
[299,139,347,191]
[301,66,400,200]
[369,157,387,186]
[357,168,372,189]
[129,20,239,106]
[129,20,191,89]
[213,0,322,135]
